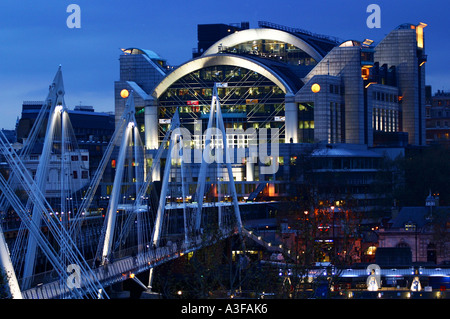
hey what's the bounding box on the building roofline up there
[201,28,324,63]
[121,47,166,62]
[152,53,296,99]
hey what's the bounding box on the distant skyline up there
[0,0,449,130]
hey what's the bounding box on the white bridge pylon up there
[193,82,243,234]
[99,82,244,263]
[145,82,244,289]
[149,82,244,251]
[97,91,181,266]
[0,66,108,299]
[0,68,245,298]
[21,66,68,287]
[100,92,139,265]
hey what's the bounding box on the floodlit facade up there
[115,21,427,149]
[113,21,428,213]
[114,47,168,148]
[21,150,90,198]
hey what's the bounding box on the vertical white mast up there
[101,92,136,264]
[22,66,66,289]
[148,110,180,290]
[151,111,181,247]
[194,83,243,233]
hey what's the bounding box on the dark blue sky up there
[0,0,448,130]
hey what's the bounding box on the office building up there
[15,101,116,195]
[426,90,450,146]
[115,21,427,148]
[113,21,429,214]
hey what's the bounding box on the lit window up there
[405,222,417,231]
[365,246,377,255]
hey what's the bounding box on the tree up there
[427,207,450,262]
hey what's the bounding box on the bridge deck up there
[22,228,239,299]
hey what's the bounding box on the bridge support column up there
[22,67,65,289]
[0,224,22,299]
[194,84,243,233]
[285,93,298,143]
[147,268,155,291]
[101,94,136,265]
[145,97,159,151]
[246,159,254,182]
[151,133,176,247]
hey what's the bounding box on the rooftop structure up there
[115,21,427,149]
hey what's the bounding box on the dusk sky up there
[0,0,448,130]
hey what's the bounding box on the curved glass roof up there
[152,53,298,98]
[202,28,324,63]
[121,47,166,62]
[339,40,362,47]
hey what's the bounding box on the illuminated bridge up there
[0,68,263,299]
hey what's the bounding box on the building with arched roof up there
[201,27,324,64]
[115,21,427,150]
[138,24,339,149]
[145,51,303,151]
[152,53,298,98]
[113,21,428,213]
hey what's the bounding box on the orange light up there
[120,89,129,99]
[361,67,371,80]
[311,83,321,93]
[416,22,427,49]
[365,82,377,89]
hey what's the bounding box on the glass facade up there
[158,65,286,143]
[221,40,318,66]
[298,102,315,143]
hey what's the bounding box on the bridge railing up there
[242,227,296,261]
[21,226,239,298]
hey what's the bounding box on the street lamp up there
[311,83,321,93]
[120,89,129,99]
